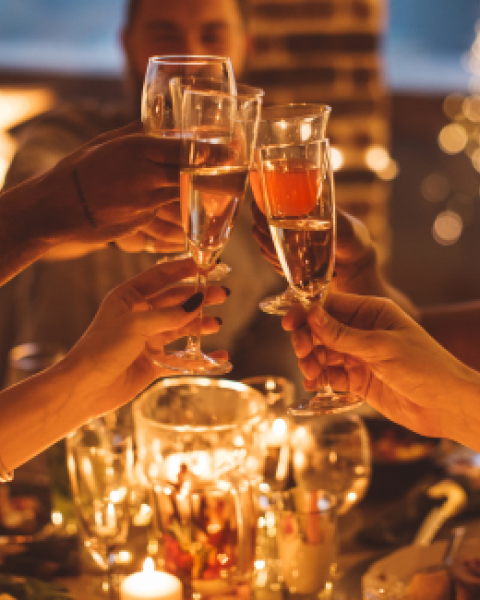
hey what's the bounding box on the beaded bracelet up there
[0,454,13,483]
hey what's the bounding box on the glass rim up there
[259,137,330,154]
[183,84,264,101]
[133,376,266,433]
[260,102,331,121]
[148,54,232,65]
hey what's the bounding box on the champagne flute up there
[150,86,263,375]
[250,103,331,315]
[142,54,236,279]
[259,139,364,414]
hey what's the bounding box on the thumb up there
[307,303,375,360]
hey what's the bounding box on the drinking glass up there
[290,414,371,516]
[133,377,266,599]
[150,85,262,375]
[258,139,364,414]
[142,55,236,279]
[250,103,331,315]
[274,488,337,599]
[67,422,133,598]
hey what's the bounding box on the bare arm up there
[0,259,228,471]
[0,123,183,285]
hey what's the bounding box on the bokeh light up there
[438,123,468,154]
[443,94,465,120]
[421,172,451,203]
[432,210,463,245]
[330,146,343,171]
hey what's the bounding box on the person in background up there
[1,0,291,389]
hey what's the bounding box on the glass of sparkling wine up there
[151,86,262,375]
[250,103,331,316]
[141,54,236,271]
[258,139,364,414]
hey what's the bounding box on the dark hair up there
[124,0,248,30]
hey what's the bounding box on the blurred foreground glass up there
[133,377,266,599]
[259,139,364,415]
[250,103,331,316]
[291,414,371,516]
[67,423,133,599]
[273,488,337,600]
[150,85,262,375]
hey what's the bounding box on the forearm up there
[0,176,64,284]
[0,358,95,471]
[420,301,480,372]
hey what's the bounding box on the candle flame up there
[143,557,155,573]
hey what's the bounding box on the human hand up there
[60,257,229,420]
[282,292,480,447]
[42,121,185,246]
[115,201,185,254]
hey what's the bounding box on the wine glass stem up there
[184,269,207,356]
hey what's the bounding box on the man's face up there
[122,0,248,104]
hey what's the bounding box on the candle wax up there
[120,569,182,600]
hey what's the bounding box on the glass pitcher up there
[133,377,267,598]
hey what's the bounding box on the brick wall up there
[246,0,392,263]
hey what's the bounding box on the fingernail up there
[214,316,223,326]
[221,286,231,297]
[182,292,204,313]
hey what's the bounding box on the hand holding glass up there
[259,139,364,414]
[151,87,262,375]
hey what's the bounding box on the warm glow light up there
[0,88,55,130]
[443,94,465,120]
[463,95,480,122]
[255,560,266,570]
[272,418,287,437]
[118,551,132,564]
[330,146,343,170]
[365,145,390,171]
[300,122,312,141]
[347,492,357,504]
[51,511,63,526]
[432,210,463,245]
[421,173,451,202]
[438,123,468,154]
[144,557,155,573]
[265,379,276,391]
[377,159,399,181]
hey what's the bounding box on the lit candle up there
[120,558,183,600]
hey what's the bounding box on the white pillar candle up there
[120,558,182,600]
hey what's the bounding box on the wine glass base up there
[150,349,232,376]
[259,289,298,316]
[288,392,364,415]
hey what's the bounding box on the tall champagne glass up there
[250,103,331,315]
[259,139,364,414]
[142,55,236,277]
[150,86,263,375]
